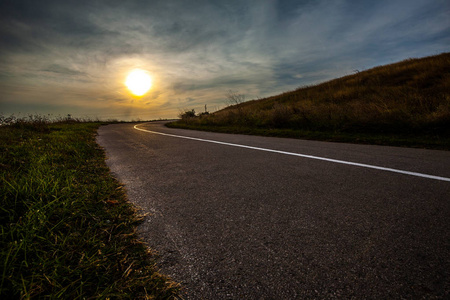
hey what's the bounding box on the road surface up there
[97,121,450,299]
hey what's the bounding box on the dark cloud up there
[0,0,448,120]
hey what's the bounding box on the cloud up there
[0,0,449,120]
[42,64,86,76]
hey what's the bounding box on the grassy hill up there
[169,53,450,149]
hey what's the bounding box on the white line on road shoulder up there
[134,124,450,182]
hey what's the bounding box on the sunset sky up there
[1,0,449,121]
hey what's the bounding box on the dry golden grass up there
[173,53,450,148]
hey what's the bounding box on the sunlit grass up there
[170,52,450,149]
[0,117,179,299]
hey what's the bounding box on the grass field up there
[170,53,450,150]
[0,117,179,299]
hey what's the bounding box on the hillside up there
[169,53,450,149]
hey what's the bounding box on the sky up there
[0,0,449,121]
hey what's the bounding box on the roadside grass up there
[166,122,449,150]
[170,52,450,150]
[0,117,179,299]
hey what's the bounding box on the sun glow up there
[125,69,152,96]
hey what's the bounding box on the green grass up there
[171,52,450,150]
[166,122,449,150]
[0,118,179,299]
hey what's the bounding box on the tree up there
[179,109,196,120]
[225,90,245,107]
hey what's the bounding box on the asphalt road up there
[97,121,450,299]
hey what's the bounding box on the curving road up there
[97,121,450,299]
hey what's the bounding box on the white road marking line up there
[134,124,450,182]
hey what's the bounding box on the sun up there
[125,69,152,96]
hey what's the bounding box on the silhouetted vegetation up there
[179,109,197,120]
[169,53,450,149]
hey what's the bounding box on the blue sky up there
[0,0,449,120]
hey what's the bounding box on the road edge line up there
[134,124,450,182]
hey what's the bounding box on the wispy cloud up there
[0,0,448,120]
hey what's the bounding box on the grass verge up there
[166,122,450,150]
[0,120,179,299]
